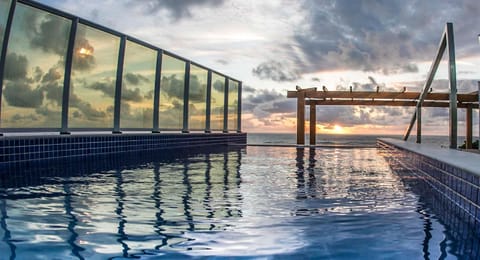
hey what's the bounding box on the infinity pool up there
[0,146,478,259]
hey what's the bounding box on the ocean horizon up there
[247,132,477,147]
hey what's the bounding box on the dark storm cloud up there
[252,61,301,82]
[128,0,225,20]
[242,85,256,93]
[122,87,143,102]
[86,79,144,103]
[189,74,207,102]
[30,16,70,56]
[69,92,107,120]
[254,0,480,78]
[42,82,63,106]
[161,75,185,99]
[42,68,62,83]
[87,81,115,98]
[212,79,225,92]
[4,52,28,81]
[3,82,43,108]
[124,73,150,86]
[33,66,43,82]
[413,79,479,93]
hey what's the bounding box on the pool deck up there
[378,138,480,176]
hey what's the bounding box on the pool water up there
[0,146,478,259]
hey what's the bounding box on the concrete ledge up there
[378,138,480,177]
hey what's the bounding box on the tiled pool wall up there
[378,140,480,236]
[0,133,246,171]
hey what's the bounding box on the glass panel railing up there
[0,0,11,46]
[188,64,207,130]
[69,23,119,128]
[1,3,70,128]
[159,54,185,130]
[120,40,156,129]
[0,1,241,133]
[210,73,224,131]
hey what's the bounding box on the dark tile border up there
[0,133,246,171]
[378,140,480,226]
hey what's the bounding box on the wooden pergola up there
[287,23,480,149]
[287,87,479,147]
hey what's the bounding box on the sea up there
[247,133,475,148]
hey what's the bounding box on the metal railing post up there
[182,61,190,133]
[237,81,242,133]
[205,70,212,133]
[0,0,17,136]
[113,35,126,134]
[152,50,162,133]
[61,17,78,135]
[223,77,229,133]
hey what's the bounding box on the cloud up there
[188,74,207,102]
[87,81,115,98]
[42,82,63,106]
[122,87,143,102]
[29,15,70,56]
[160,74,185,99]
[128,0,226,20]
[252,60,301,82]
[42,67,63,83]
[250,0,480,78]
[212,78,225,92]
[4,52,28,81]
[216,59,228,65]
[3,81,43,108]
[72,27,96,71]
[401,63,419,73]
[124,72,150,86]
[69,92,107,120]
[242,85,256,93]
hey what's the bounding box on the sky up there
[37,0,480,135]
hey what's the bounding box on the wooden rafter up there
[287,91,478,103]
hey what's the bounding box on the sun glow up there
[333,124,344,133]
[78,47,93,56]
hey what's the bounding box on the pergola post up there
[297,91,305,145]
[466,105,473,149]
[309,104,316,145]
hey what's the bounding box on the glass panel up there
[159,54,185,130]
[120,41,156,129]
[228,80,238,131]
[69,23,119,128]
[0,0,11,47]
[210,73,224,130]
[1,3,70,128]
[188,65,207,130]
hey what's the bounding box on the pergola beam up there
[287,91,477,102]
[305,100,478,108]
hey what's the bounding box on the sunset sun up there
[333,124,344,134]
